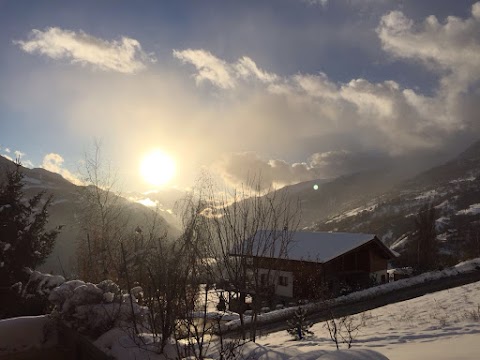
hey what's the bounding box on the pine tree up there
[411,203,438,272]
[286,307,314,340]
[0,161,59,288]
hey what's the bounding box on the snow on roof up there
[238,230,378,263]
[286,231,376,262]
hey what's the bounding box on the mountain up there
[263,156,440,229]
[0,156,179,276]
[125,188,186,229]
[312,140,480,259]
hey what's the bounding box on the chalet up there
[230,230,397,301]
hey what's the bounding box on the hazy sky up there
[0,0,479,191]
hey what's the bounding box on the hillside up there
[313,140,480,258]
[258,273,480,359]
[0,156,179,276]
[251,152,443,229]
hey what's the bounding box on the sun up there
[140,149,176,186]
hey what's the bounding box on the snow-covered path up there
[258,281,480,359]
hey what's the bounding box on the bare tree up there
[324,311,368,349]
[405,203,438,273]
[200,176,301,341]
[139,188,210,354]
[76,140,128,283]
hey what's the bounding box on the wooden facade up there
[239,236,395,301]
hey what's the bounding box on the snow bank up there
[0,315,57,354]
[95,328,178,360]
[94,328,389,360]
[209,341,388,360]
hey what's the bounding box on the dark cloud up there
[214,152,317,190]
[214,151,394,190]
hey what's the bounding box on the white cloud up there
[300,0,328,7]
[214,150,392,190]
[173,49,235,89]
[377,4,480,96]
[42,153,81,184]
[0,149,34,168]
[178,4,480,154]
[173,49,277,89]
[12,150,34,168]
[9,6,479,191]
[14,150,25,159]
[175,6,480,186]
[1,154,13,161]
[15,27,153,74]
[234,56,278,83]
[214,152,317,190]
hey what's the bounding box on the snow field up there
[0,315,57,354]
[257,280,480,359]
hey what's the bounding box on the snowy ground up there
[257,280,480,360]
[0,315,57,354]
[2,266,480,359]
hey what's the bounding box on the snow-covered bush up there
[2,268,65,318]
[21,268,65,299]
[49,279,147,337]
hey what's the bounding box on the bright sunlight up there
[140,149,176,186]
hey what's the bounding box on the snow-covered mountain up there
[312,140,480,256]
[0,156,180,276]
[261,155,441,229]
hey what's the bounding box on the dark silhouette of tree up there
[408,203,438,272]
[0,160,59,288]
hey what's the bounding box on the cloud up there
[0,148,33,168]
[14,150,25,158]
[377,4,480,96]
[301,0,328,7]
[174,6,480,188]
[7,5,479,192]
[12,150,33,168]
[15,27,153,73]
[214,150,390,190]
[308,150,387,179]
[173,49,277,89]
[42,153,81,184]
[214,152,317,190]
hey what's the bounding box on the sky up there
[0,0,479,192]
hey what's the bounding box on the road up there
[222,269,480,338]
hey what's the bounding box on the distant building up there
[387,267,413,282]
[230,230,397,301]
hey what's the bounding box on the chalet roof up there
[233,230,396,263]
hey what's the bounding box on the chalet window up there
[278,275,288,287]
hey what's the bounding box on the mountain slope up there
[312,140,480,258]
[0,156,179,276]
[259,157,436,229]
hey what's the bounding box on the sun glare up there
[140,150,176,186]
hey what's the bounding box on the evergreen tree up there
[407,203,438,272]
[286,307,314,340]
[0,161,59,288]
